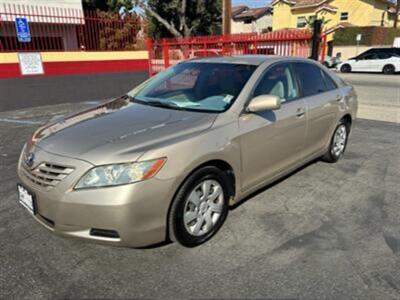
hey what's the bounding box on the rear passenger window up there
[294,63,328,97]
[322,71,338,91]
[377,53,392,59]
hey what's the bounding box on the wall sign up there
[15,17,31,42]
[18,53,44,76]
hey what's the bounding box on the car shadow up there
[137,157,319,250]
[230,158,319,210]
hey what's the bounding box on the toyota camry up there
[17,56,358,247]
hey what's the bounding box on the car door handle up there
[296,107,306,118]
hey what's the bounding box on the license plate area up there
[17,184,37,215]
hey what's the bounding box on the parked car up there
[338,47,400,74]
[17,56,358,248]
[189,49,222,58]
[322,55,341,69]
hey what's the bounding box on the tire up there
[168,166,231,247]
[340,64,351,73]
[383,64,395,75]
[322,120,350,163]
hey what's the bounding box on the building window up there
[297,16,307,28]
[340,12,349,21]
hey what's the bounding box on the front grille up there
[90,228,120,239]
[22,162,74,189]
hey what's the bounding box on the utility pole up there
[310,19,322,61]
[222,0,231,35]
[394,0,400,28]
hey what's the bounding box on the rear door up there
[293,62,341,158]
[352,53,379,72]
[377,52,397,72]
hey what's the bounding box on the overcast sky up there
[232,0,271,8]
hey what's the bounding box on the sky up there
[232,0,272,8]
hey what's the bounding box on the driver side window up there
[359,53,377,60]
[253,63,299,102]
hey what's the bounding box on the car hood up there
[31,97,217,165]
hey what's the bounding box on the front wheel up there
[322,121,349,163]
[340,64,351,73]
[168,166,230,247]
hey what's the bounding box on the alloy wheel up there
[341,64,351,73]
[183,179,224,237]
[383,65,395,75]
[331,124,347,157]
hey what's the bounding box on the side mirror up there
[247,95,281,113]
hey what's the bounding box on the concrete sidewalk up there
[337,73,400,123]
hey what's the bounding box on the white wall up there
[0,0,83,10]
[0,0,84,24]
[333,45,393,60]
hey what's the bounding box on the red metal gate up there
[147,29,314,76]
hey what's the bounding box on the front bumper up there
[17,146,177,247]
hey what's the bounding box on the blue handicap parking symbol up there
[15,17,31,42]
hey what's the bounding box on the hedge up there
[333,26,400,46]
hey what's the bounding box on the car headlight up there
[75,158,166,189]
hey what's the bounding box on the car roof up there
[187,55,313,66]
[365,47,400,52]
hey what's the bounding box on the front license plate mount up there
[17,184,37,215]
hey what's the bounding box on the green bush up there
[333,26,400,46]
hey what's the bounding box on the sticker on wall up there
[18,53,44,76]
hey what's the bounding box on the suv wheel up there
[383,64,395,75]
[168,166,230,247]
[322,120,349,163]
[340,64,351,73]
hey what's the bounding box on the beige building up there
[231,6,273,34]
[0,0,84,50]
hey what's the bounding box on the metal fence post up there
[146,37,153,76]
[162,38,169,68]
[319,34,327,62]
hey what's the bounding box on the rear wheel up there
[383,64,395,75]
[340,64,351,73]
[168,166,230,247]
[322,120,349,163]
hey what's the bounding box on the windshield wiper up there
[145,100,182,109]
[129,96,184,110]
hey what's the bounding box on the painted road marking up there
[0,118,43,125]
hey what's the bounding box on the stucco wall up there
[332,44,392,60]
[272,0,397,31]
[0,0,84,23]
[0,0,83,11]
[231,15,272,33]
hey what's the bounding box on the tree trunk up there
[140,4,183,38]
[394,0,400,28]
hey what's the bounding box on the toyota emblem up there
[24,152,35,168]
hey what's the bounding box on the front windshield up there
[128,62,256,113]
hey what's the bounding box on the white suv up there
[338,48,400,74]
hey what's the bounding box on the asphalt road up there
[336,72,400,123]
[0,71,148,112]
[1,102,400,299]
